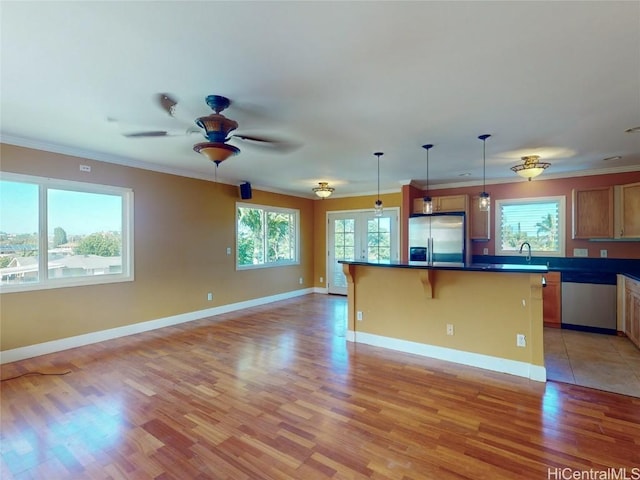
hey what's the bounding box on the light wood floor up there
[2,294,639,479]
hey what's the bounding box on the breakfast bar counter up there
[339,261,548,381]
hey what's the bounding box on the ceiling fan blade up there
[155,93,203,130]
[123,127,200,138]
[156,93,178,117]
[231,133,301,153]
[124,130,170,138]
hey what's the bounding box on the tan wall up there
[312,192,403,288]
[0,144,314,351]
[347,265,545,367]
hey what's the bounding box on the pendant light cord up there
[377,154,380,202]
[478,134,491,193]
[482,139,486,191]
[421,144,433,198]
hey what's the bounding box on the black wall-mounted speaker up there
[239,182,252,200]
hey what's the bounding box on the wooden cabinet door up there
[625,278,640,349]
[413,197,426,214]
[433,195,467,213]
[572,186,613,238]
[619,182,640,238]
[543,272,561,328]
[469,196,490,241]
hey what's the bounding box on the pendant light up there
[374,152,384,217]
[478,134,491,212]
[422,144,433,214]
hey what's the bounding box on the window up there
[0,173,134,291]
[236,203,299,268]
[495,196,565,257]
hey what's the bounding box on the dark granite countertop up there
[339,260,548,274]
[472,255,640,281]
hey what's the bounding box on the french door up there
[327,208,399,295]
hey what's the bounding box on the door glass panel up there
[332,218,355,289]
[366,217,391,262]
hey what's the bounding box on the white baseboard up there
[1,288,314,364]
[313,287,329,294]
[349,331,546,382]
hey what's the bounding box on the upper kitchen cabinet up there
[469,195,490,241]
[616,182,640,239]
[572,186,614,239]
[434,194,468,213]
[571,182,640,240]
[412,194,468,215]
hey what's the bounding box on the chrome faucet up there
[519,241,532,263]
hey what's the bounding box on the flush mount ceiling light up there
[478,134,491,211]
[422,144,434,214]
[313,182,335,198]
[374,152,384,217]
[510,155,551,181]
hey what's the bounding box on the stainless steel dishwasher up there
[561,271,617,334]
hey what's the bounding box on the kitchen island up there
[340,261,548,381]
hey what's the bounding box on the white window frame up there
[0,172,134,293]
[495,195,566,257]
[236,202,300,270]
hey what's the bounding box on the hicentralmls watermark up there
[547,468,640,480]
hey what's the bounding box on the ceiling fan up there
[123,93,298,165]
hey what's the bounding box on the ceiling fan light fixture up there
[193,142,240,164]
[511,155,550,181]
[196,113,239,143]
[313,182,335,198]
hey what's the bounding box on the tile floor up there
[544,327,640,397]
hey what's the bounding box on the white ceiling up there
[2,1,639,198]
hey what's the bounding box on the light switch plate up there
[573,248,588,257]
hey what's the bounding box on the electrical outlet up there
[207,292,213,301]
[516,334,526,347]
[299,277,303,285]
[79,165,91,172]
[483,248,489,255]
[357,311,363,321]
[226,247,231,255]
[600,249,607,258]
[446,324,454,336]
[319,276,324,283]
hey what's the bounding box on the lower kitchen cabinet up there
[624,276,640,349]
[543,272,561,328]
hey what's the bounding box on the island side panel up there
[342,263,356,336]
[350,266,544,371]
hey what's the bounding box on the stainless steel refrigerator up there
[408,213,466,266]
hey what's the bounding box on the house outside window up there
[495,196,566,257]
[0,173,134,292]
[236,203,299,268]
